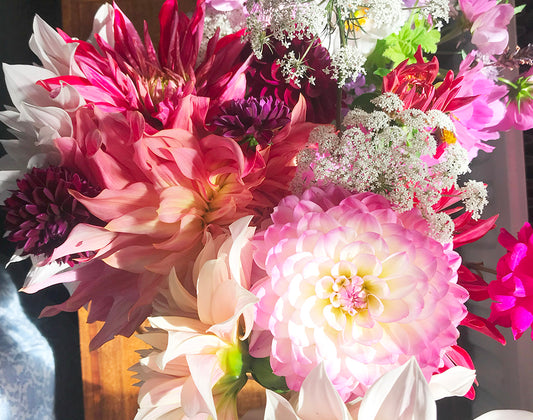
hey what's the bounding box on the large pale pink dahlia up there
[250,187,468,402]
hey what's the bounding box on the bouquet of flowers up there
[2,0,533,418]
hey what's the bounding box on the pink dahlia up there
[495,67,533,132]
[250,187,468,402]
[37,0,250,133]
[382,46,474,113]
[488,223,533,340]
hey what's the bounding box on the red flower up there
[382,46,475,112]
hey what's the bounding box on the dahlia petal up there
[48,223,116,262]
[167,268,197,314]
[428,366,476,400]
[358,358,436,420]
[264,389,299,420]
[186,353,225,419]
[296,363,353,420]
[106,207,163,235]
[2,63,57,109]
[89,4,115,47]
[181,375,212,419]
[70,183,159,221]
[137,376,186,409]
[21,260,73,293]
[473,411,533,420]
[460,312,506,344]
[158,186,205,223]
[30,15,78,76]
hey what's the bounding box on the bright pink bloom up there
[459,0,514,55]
[451,52,508,159]
[488,223,533,340]
[250,187,468,402]
[37,0,250,134]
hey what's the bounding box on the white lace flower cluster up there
[292,93,487,243]
[245,0,451,87]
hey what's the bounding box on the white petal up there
[29,15,78,75]
[264,389,299,420]
[21,259,73,294]
[296,363,353,420]
[89,4,115,47]
[186,353,225,419]
[2,63,56,109]
[473,411,533,420]
[358,358,436,420]
[428,367,476,400]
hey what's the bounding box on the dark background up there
[0,1,84,420]
[0,1,532,420]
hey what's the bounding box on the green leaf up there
[249,356,290,393]
[382,13,441,66]
[515,4,526,14]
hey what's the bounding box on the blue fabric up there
[0,272,55,420]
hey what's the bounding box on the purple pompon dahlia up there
[212,96,291,148]
[4,166,101,260]
[247,34,337,124]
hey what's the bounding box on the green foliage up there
[382,14,441,66]
[364,13,440,90]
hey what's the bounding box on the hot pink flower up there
[488,223,533,340]
[37,0,251,133]
[250,187,468,402]
[459,0,514,56]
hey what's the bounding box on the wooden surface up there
[60,0,200,42]
[78,308,144,420]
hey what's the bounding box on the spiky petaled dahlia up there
[4,166,101,259]
[37,0,251,133]
[382,46,475,113]
[250,187,468,402]
[247,34,337,124]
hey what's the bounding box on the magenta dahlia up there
[38,0,251,133]
[4,166,101,259]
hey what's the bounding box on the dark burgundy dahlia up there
[4,166,101,259]
[247,34,337,124]
[212,96,291,148]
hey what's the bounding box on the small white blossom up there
[460,180,488,220]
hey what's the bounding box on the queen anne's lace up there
[292,93,485,243]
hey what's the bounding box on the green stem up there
[335,7,347,130]
[438,19,468,45]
